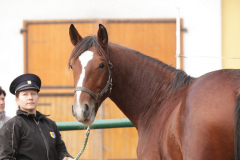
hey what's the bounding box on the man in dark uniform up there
[0,74,73,160]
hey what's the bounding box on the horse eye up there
[99,62,105,69]
[70,64,73,69]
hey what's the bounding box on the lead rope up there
[70,126,90,160]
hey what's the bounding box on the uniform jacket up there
[0,110,72,160]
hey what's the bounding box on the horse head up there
[69,24,112,125]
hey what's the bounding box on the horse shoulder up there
[179,70,237,159]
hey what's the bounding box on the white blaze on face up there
[76,50,94,105]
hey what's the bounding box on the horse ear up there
[69,24,82,46]
[97,24,108,48]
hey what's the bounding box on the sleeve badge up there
[50,132,56,138]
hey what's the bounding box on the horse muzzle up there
[72,104,95,125]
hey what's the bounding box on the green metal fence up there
[0,118,134,130]
[57,118,134,131]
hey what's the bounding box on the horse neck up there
[108,43,193,129]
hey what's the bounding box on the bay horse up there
[68,24,240,160]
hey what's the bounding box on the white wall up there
[0,0,221,117]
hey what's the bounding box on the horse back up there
[179,69,240,160]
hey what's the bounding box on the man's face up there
[0,93,5,114]
[16,89,38,115]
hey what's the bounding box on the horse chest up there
[137,138,182,160]
[137,104,183,160]
[137,128,182,160]
[137,140,161,160]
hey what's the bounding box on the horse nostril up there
[85,104,89,111]
[83,104,90,118]
[72,105,76,117]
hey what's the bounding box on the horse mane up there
[127,48,195,92]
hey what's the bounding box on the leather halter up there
[74,48,113,106]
